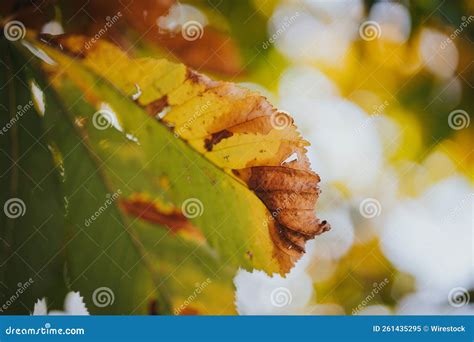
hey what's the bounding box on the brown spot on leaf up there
[120,196,204,241]
[144,96,169,117]
[204,130,233,151]
[178,307,200,315]
[148,299,158,315]
[186,68,203,84]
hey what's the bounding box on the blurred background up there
[227,0,474,315]
[2,0,472,315]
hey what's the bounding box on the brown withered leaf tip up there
[151,64,332,265]
[160,66,331,264]
[233,167,330,259]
